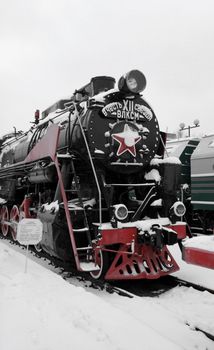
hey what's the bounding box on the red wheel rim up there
[1,205,9,236]
[10,205,20,240]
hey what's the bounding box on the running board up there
[182,236,214,269]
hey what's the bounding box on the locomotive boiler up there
[0,69,190,280]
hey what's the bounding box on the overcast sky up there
[0,0,214,137]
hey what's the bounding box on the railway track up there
[112,274,214,297]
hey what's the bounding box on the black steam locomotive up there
[0,70,188,280]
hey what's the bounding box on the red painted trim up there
[183,247,214,269]
[100,227,137,245]
[104,244,179,280]
[169,223,187,239]
[100,223,186,246]
[96,223,185,280]
[24,124,60,163]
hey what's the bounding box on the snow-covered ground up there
[0,239,213,350]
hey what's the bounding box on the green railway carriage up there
[166,137,200,189]
[191,134,214,211]
[166,135,214,233]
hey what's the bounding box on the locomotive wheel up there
[90,249,109,280]
[1,205,9,236]
[10,205,20,241]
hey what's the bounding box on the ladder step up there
[68,207,84,211]
[57,153,72,159]
[79,261,100,272]
[73,228,89,232]
[76,246,92,251]
[60,203,84,211]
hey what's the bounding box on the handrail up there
[71,103,102,225]
[131,186,156,222]
[104,182,156,187]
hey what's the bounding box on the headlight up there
[171,201,186,217]
[118,70,147,94]
[113,204,128,221]
[127,77,138,91]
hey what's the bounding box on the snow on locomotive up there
[0,69,202,279]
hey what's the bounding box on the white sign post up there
[17,219,43,273]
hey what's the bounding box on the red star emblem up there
[112,124,141,157]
